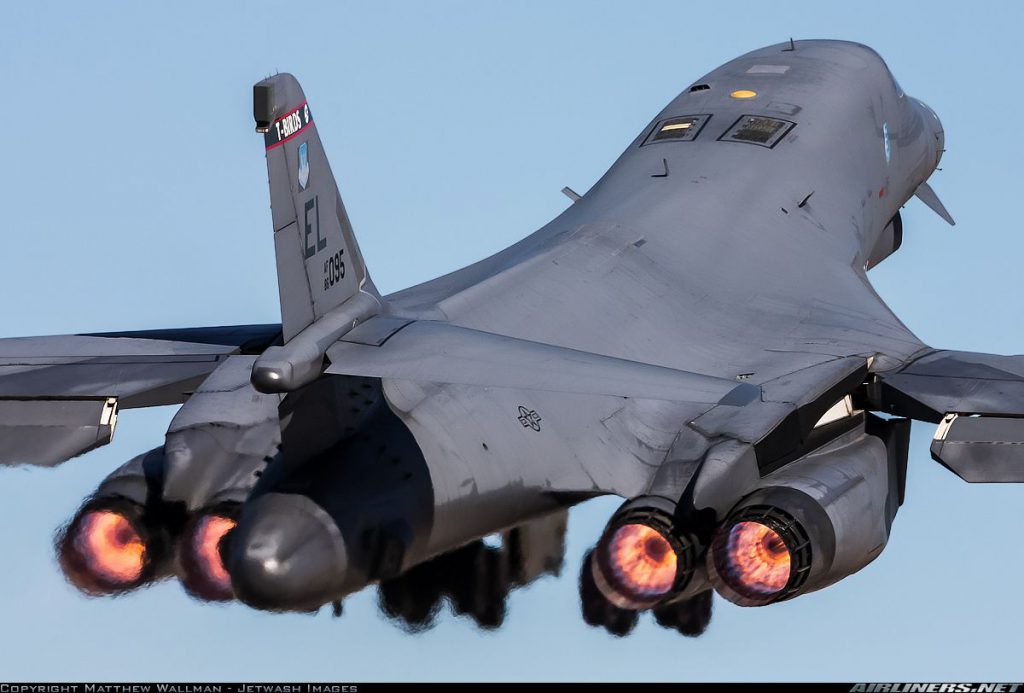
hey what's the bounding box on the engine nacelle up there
[864,213,903,270]
[707,419,906,606]
[160,355,283,510]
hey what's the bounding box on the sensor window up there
[644,115,711,144]
[719,115,795,148]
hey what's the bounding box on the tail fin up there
[253,73,378,342]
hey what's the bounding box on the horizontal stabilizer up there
[874,349,1024,422]
[325,319,758,404]
[932,414,1024,482]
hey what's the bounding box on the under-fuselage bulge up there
[27,39,993,638]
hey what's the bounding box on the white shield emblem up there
[297,142,310,190]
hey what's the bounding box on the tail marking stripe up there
[264,101,313,150]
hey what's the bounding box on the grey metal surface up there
[86,324,282,352]
[254,73,379,343]
[326,319,757,403]
[0,335,237,404]
[914,180,956,226]
[386,44,936,383]
[0,398,117,467]
[9,40,1024,621]
[0,334,262,467]
[875,349,1024,421]
[931,414,1024,482]
[162,355,283,509]
[91,447,163,506]
[252,292,380,393]
[754,426,894,592]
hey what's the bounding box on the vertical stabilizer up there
[253,73,379,343]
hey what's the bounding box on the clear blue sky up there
[1,0,1022,682]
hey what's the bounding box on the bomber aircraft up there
[1,39,1014,636]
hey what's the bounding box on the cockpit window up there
[719,115,795,148]
[644,115,711,144]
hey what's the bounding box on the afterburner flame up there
[181,514,236,601]
[194,515,236,586]
[722,520,791,596]
[73,510,146,584]
[604,523,677,600]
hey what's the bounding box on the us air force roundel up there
[264,101,312,150]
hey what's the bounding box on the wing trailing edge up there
[0,325,281,467]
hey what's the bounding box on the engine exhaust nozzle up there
[707,505,812,607]
[56,499,161,596]
[178,505,239,602]
[591,499,695,610]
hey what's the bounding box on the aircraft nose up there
[226,492,348,611]
[913,98,945,166]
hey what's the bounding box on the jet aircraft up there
[1,39,1013,636]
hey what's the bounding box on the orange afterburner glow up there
[722,520,791,596]
[74,510,146,584]
[194,515,236,587]
[181,513,237,601]
[605,523,678,601]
